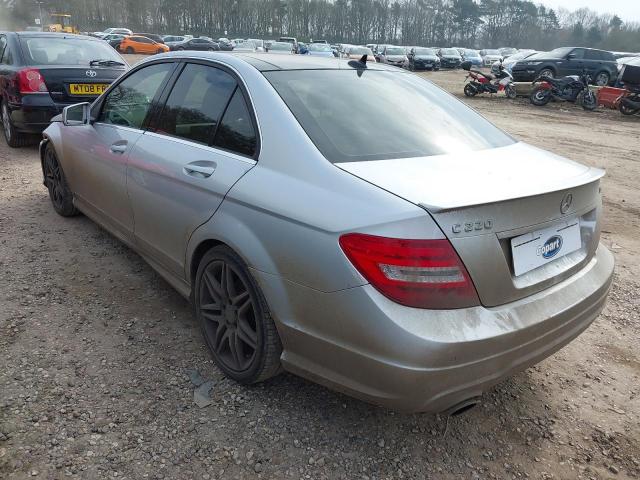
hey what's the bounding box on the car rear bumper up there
[256,245,614,413]
[7,95,71,133]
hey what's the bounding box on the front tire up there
[125,47,134,54]
[530,86,551,106]
[195,246,282,384]
[43,143,79,217]
[505,83,517,99]
[619,98,640,115]
[539,68,554,79]
[578,90,597,111]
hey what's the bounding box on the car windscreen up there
[309,44,331,52]
[265,70,514,163]
[20,36,122,66]
[414,48,436,55]
[349,47,373,55]
[542,47,572,59]
[269,42,291,51]
[464,50,480,57]
[484,49,500,55]
[385,47,405,55]
[441,49,459,56]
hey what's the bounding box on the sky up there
[540,1,640,23]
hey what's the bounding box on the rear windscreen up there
[20,36,123,66]
[264,69,514,163]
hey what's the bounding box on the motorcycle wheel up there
[505,84,517,99]
[464,83,478,97]
[578,90,597,111]
[530,87,551,106]
[619,98,640,115]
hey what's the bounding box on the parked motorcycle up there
[461,60,516,99]
[617,64,640,115]
[530,70,596,111]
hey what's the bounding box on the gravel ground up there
[0,60,638,480]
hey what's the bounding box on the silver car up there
[41,52,614,414]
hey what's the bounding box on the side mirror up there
[63,102,91,126]
[567,53,576,60]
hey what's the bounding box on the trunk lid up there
[337,142,604,306]
[38,66,125,104]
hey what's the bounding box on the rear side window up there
[585,50,602,60]
[98,62,174,129]
[213,88,257,157]
[156,63,237,145]
[265,69,513,163]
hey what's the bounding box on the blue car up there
[305,43,335,58]
[463,49,483,67]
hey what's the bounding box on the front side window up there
[569,48,585,60]
[156,63,236,144]
[265,69,514,163]
[98,62,174,129]
[213,88,257,158]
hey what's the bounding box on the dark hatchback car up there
[169,38,220,52]
[0,32,127,147]
[511,47,618,86]
[406,47,440,71]
[438,48,462,68]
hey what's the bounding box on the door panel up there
[126,62,259,278]
[127,134,254,277]
[63,123,140,239]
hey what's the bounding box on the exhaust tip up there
[444,396,481,417]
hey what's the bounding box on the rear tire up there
[530,86,551,106]
[2,100,33,148]
[195,246,282,384]
[43,143,79,217]
[505,84,517,99]
[464,83,477,97]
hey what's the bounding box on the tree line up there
[2,0,639,51]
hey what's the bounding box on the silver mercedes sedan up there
[40,52,614,414]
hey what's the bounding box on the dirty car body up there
[41,52,614,413]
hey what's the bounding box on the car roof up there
[149,51,402,72]
[4,31,101,41]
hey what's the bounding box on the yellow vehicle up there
[47,14,78,34]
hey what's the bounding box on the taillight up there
[339,233,480,309]
[18,68,48,94]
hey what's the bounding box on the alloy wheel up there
[199,260,258,373]
[43,146,65,210]
[595,72,609,86]
[540,68,554,78]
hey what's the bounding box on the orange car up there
[119,35,169,55]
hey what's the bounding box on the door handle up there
[110,141,128,154]
[184,161,217,178]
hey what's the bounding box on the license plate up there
[510,219,581,276]
[69,83,109,96]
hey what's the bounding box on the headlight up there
[526,61,543,66]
